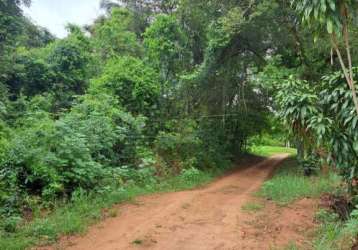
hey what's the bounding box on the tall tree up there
[292,0,358,115]
[92,7,142,60]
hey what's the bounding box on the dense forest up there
[0,0,358,249]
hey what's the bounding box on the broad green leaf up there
[327,19,333,33]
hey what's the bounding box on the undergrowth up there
[313,208,358,250]
[241,202,264,212]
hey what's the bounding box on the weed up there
[108,209,118,218]
[313,208,358,250]
[283,242,300,250]
[270,241,300,250]
[2,216,22,233]
[315,209,339,224]
[241,202,264,212]
[132,239,143,245]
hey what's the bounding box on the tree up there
[0,0,31,51]
[46,25,92,111]
[0,0,54,101]
[91,56,160,119]
[100,0,179,36]
[275,77,319,159]
[143,14,191,125]
[144,14,190,81]
[92,8,142,60]
[292,0,358,115]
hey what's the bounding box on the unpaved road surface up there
[48,154,317,250]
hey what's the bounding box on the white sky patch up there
[22,0,104,38]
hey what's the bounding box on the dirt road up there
[50,154,317,250]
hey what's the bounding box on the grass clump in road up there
[258,158,340,205]
[249,145,297,158]
[241,202,264,212]
[132,239,143,245]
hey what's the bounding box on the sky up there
[22,0,105,38]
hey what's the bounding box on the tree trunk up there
[330,34,358,116]
[296,139,304,160]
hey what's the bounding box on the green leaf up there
[328,0,335,11]
[321,0,327,12]
[327,20,333,33]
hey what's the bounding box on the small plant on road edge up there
[241,202,264,212]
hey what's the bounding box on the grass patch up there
[250,145,297,158]
[0,166,228,250]
[282,242,300,250]
[241,202,264,212]
[258,158,340,205]
[313,209,358,250]
[258,155,358,249]
[270,241,300,250]
[132,239,143,245]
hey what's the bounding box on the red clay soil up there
[42,154,318,250]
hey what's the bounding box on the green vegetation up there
[271,242,299,250]
[260,157,358,249]
[259,158,340,205]
[241,202,264,212]
[314,208,358,250]
[1,0,358,248]
[132,239,143,245]
[250,146,297,158]
[0,165,224,250]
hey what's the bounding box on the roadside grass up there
[270,241,300,250]
[313,209,358,250]
[282,242,300,250]
[241,202,264,212]
[0,165,226,250]
[258,156,358,249]
[258,158,341,205]
[249,145,297,158]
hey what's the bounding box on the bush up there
[0,93,146,214]
[2,216,22,233]
[179,167,202,184]
[91,56,160,122]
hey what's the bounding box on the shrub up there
[2,216,22,233]
[0,93,146,214]
[180,167,202,184]
[91,56,160,121]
